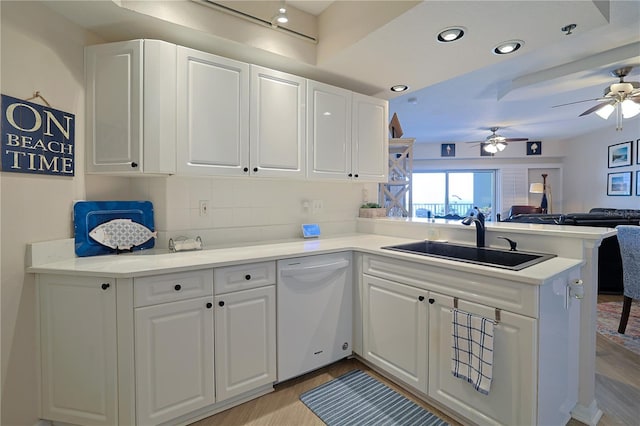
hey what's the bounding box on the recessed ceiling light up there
[437,27,465,43]
[390,85,409,92]
[493,40,524,55]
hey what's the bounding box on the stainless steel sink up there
[381,241,556,270]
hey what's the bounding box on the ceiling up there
[41,0,640,146]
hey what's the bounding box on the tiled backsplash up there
[130,176,377,249]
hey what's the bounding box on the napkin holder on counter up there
[169,236,203,252]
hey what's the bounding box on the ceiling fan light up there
[495,142,506,151]
[484,143,498,154]
[595,103,615,119]
[621,99,640,118]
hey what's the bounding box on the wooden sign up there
[1,94,75,176]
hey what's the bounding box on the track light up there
[271,2,288,27]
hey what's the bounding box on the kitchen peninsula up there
[27,219,610,426]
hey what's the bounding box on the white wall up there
[0,3,129,425]
[562,122,640,212]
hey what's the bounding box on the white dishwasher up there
[277,252,352,382]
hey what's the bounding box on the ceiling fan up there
[553,66,640,130]
[467,127,529,153]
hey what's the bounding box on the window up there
[412,170,496,221]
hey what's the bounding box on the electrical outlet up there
[199,200,209,216]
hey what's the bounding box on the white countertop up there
[27,234,583,285]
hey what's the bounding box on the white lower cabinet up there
[134,296,215,425]
[214,285,276,401]
[362,274,428,393]
[38,275,118,426]
[427,292,536,426]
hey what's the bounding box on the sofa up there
[502,208,640,294]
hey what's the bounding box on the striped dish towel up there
[451,308,494,395]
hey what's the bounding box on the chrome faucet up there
[462,207,485,248]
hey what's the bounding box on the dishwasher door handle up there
[279,259,350,277]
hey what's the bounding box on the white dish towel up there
[451,308,495,395]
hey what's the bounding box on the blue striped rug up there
[300,370,448,426]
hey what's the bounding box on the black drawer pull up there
[428,298,435,304]
[243,167,249,172]
[219,301,225,307]
[206,302,213,309]
[101,283,110,290]
[131,162,138,168]
[418,295,425,302]
[245,274,251,281]
[253,167,258,172]
[174,284,182,291]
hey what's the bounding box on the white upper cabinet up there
[307,80,353,180]
[352,93,388,182]
[250,65,306,178]
[176,47,250,176]
[85,39,176,174]
[307,81,388,182]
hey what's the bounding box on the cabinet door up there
[39,275,117,426]
[307,80,352,180]
[215,285,276,401]
[362,274,428,393]
[250,66,306,178]
[177,46,250,176]
[86,40,143,173]
[135,297,215,425]
[352,93,388,182]
[427,292,537,425]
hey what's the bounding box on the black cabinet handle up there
[243,167,249,172]
[253,167,258,173]
[101,283,110,290]
[354,174,359,178]
[418,295,425,302]
[206,302,213,309]
[348,173,353,177]
[174,284,181,291]
[219,301,225,307]
[428,298,435,304]
[245,274,251,281]
[131,162,138,168]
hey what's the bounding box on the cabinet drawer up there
[214,261,276,294]
[134,269,213,307]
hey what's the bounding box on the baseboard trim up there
[34,420,52,426]
[571,400,604,426]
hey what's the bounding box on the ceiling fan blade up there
[579,101,615,117]
[551,98,608,108]
[464,140,484,144]
[504,138,528,142]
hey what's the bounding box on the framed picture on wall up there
[608,141,632,168]
[637,172,640,196]
[607,171,632,196]
[637,139,640,164]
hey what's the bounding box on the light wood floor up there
[193,295,639,426]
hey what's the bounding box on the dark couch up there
[502,208,640,294]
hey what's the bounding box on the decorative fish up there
[89,219,157,251]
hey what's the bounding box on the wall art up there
[607,171,632,196]
[1,94,75,176]
[526,141,542,156]
[608,141,632,168]
[441,143,455,157]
